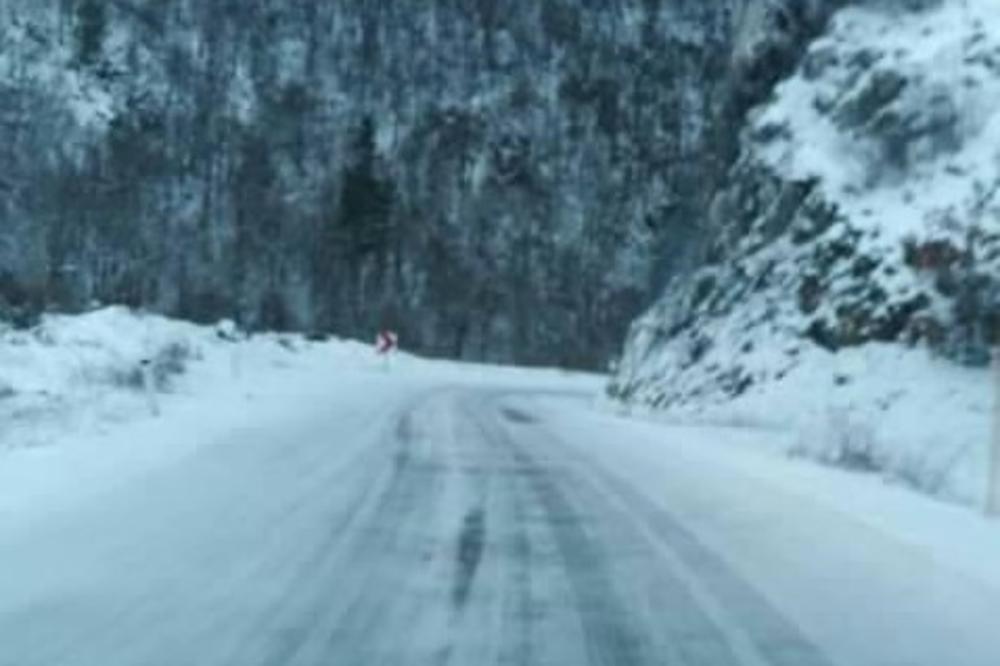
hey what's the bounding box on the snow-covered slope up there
[0,0,751,365]
[0,307,363,452]
[611,0,999,506]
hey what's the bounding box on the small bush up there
[0,382,16,401]
[827,411,882,471]
[793,408,884,473]
[893,444,967,498]
[107,365,146,391]
[793,408,972,502]
[276,336,299,352]
[103,340,196,392]
[151,341,195,390]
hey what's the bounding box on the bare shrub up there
[151,341,195,390]
[107,365,145,391]
[792,408,885,473]
[103,341,196,392]
[0,382,16,401]
[892,444,968,498]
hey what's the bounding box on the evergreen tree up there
[338,117,394,263]
[75,0,106,67]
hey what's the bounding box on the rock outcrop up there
[612,0,999,407]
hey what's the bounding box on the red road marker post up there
[375,330,399,371]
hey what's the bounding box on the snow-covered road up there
[2,380,998,666]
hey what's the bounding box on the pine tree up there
[75,0,107,67]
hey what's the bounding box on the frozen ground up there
[1,309,999,666]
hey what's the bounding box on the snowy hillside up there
[0,0,751,368]
[610,0,999,506]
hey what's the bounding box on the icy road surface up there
[2,383,999,666]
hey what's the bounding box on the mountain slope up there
[611,0,999,505]
[0,0,753,367]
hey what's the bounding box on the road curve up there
[36,379,1000,666]
[0,388,841,666]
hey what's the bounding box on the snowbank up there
[611,342,994,507]
[0,307,373,451]
[0,308,362,524]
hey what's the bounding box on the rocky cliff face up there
[612,0,1000,407]
[1,0,800,367]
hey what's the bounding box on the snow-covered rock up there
[611,0,999,506]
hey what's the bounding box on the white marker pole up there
[988,345,1000,517]
[141,359,160,418]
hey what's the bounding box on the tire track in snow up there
[503,394,837,666]
[468,397,652,666]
